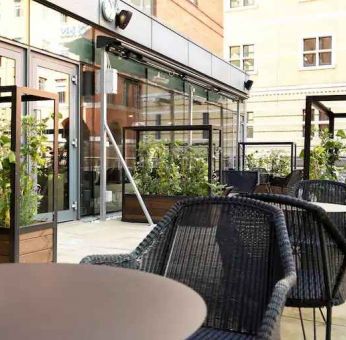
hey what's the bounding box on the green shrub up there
[245,149,291,176]
[0,115,49,227]
[133,138,222,196]
[300,128,346,180]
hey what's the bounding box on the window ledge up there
[247,70,258,76]
[225,4,258,13]
[299,65,336,71]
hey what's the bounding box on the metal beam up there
[310,100,333,118]
[303,97,313,179]
[99,48,107,221]
[308,95,346,102]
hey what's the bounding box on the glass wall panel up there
[0,0,29,44]
[30,1,93,63]
[81,31,240,215]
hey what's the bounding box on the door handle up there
[71,138,78,148]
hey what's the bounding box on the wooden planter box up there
[0,222,56,263]
[122,194,186,223]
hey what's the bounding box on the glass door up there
[30,53,78,222]
[0,42,24,229]
[0,42,23,86]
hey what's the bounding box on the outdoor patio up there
[58,217,346,340]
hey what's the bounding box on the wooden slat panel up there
[123,195,180,223]
[0,255,10,263]
[0,233,10,241]
[19,235,53,255]
[19,248,53,263]
[0,240,10,256]
[19,228,53,241]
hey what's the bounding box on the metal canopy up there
[303,94,346,179]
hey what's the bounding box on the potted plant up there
[0,88,58,264]
[122,138,223,222]
[300,128,346,181]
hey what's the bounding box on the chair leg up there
[298,308,307,340]
[319,307,326,323]
[313,308,317,340]
[325,306,332,340]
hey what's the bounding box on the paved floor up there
[57,217,152,264]
[58,218,346,339]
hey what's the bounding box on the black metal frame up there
[0,86,59,262]
[237,141,297,173]
[303,95,346,179]
[122,125,223,200]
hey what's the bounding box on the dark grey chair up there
[222,170,259,193]
[294,179,346,204]
[243,193,346,340]
[81,196,296,339]
[270,170,303,195]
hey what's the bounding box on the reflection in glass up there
[304,53,316,67]
[34,67,70,213]
[80,49,238,215]
[319,36,332,50]
[0,55,16,228]
[30,1,93,63]
[304,38,316,52]
[319,52,331,66]
[0,0,28,43]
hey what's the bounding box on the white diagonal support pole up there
[99,47,154,226]
[100,47,107,221]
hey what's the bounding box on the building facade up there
[0,0,248,222]
[153,0,224,56]
[224,0,346,157]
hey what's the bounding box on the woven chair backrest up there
[139,197,285,334]
[244,193,346,306]
[295,180,346,205]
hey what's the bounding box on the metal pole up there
[236,101,241,169]
[105,125,154,226]
[188,85,194,145]
[100,48,107,220]
[303,98,312,179]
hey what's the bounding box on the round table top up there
[0,264,206,340]
[310,202,346,213]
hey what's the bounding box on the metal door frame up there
[30,52,79,222]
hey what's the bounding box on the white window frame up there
[229,44,256,74]
[300,34,335,70]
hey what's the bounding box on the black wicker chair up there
[242,193,346,340]
[81,197,296,339]
[294,179,346,205]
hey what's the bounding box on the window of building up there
[230,45,255,72]
[230,0,255,8]
[58,91,66,103]
[246,111,254,139]
[14,1,23,17]
[38,77,47,91]
[202,112,209,139]
[155,114,161,139]
[302,108,330,137]
[303,36,332,67]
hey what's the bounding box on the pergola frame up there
[303,95,346,179]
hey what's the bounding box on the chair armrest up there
[80,253,140,269]
[258,272,296,340]
[223,186,234,197]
